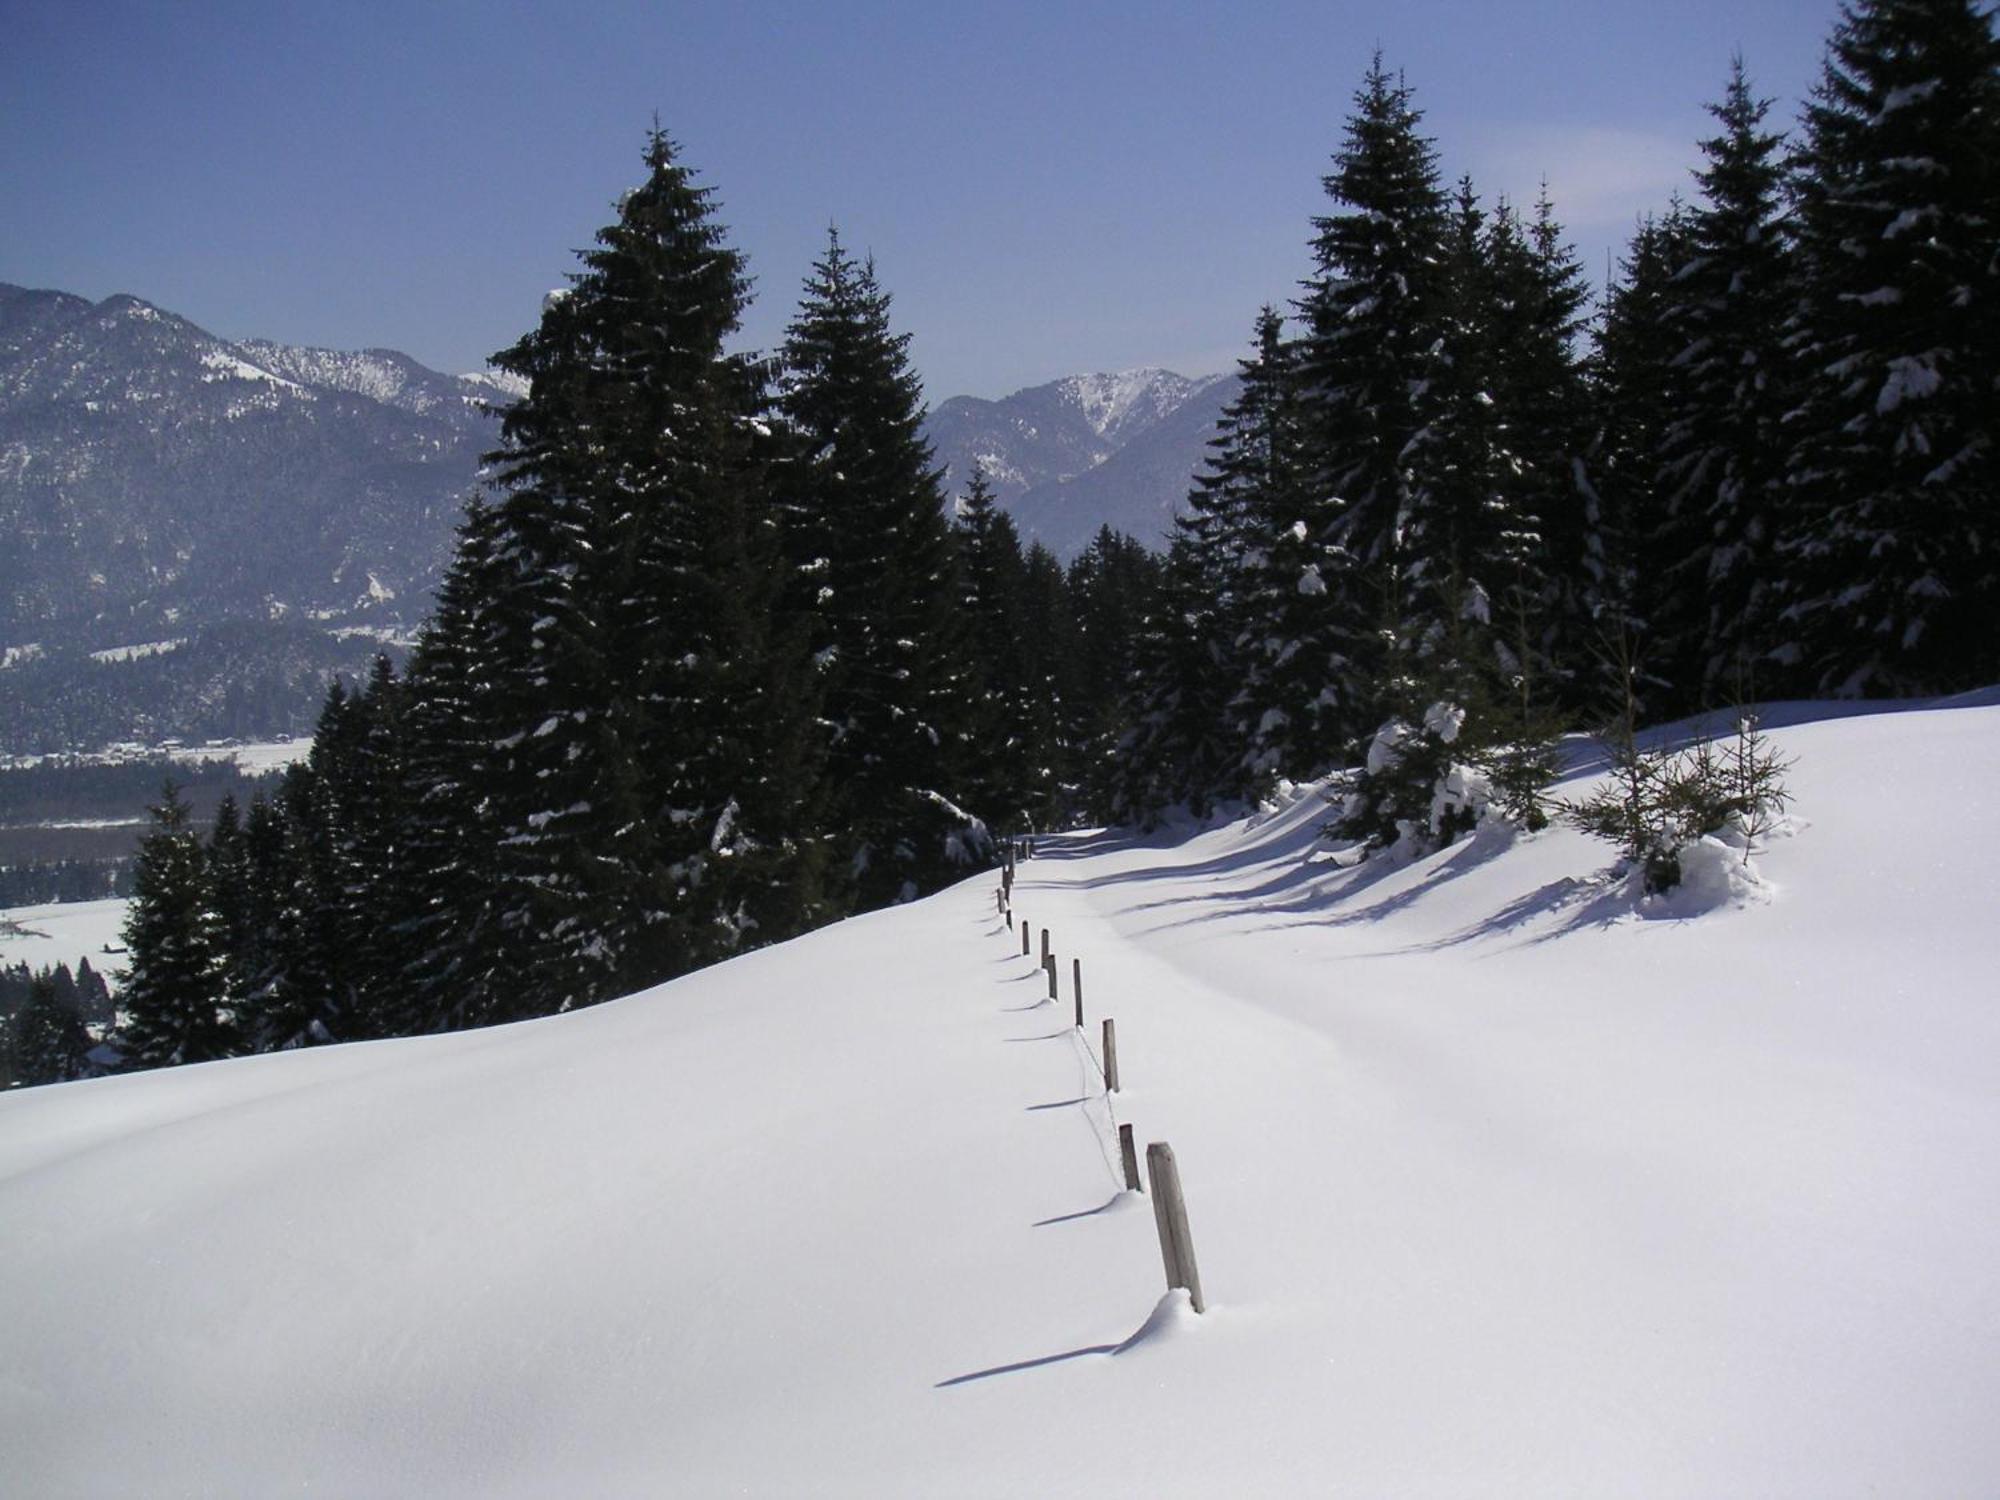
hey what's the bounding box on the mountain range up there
[0,281,1230,751]
[924,368,1236,557]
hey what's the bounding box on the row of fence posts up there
[994,842,1205,1314]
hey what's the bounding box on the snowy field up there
[0,737,311,774]
[0,897,128,983]
[2,701,1996,1496]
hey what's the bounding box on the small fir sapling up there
[1564,629,1794,891]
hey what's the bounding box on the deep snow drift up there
[3,701,1996,1496]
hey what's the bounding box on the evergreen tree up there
[1291,53,1450,762]
[1587,199,1699,706]
[74,956,112,1030]
[1064,527,1165,822]
[950,465,1042,831]
[120,782,233,1069]
[9,972,90,1087]
[1493,191,1594,698]
[1776,0,2000,695]
[1650,59,1795,710]
[1193,309,1320,792]
[777,230,977,906]
[421,126,816,1010]
[231,792,336,1051]
[336,656,411,1037]
[395,500,514,1032]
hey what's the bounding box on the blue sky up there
[3,1,1836,399]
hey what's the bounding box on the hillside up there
[0,284,522,752]
[2,702,1996,1497]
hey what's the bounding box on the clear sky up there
[3,0,1837,400]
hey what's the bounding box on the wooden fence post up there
[1039,928,1050,965]
[1072,958,1084,1028]
[1043,954,1057,1002]
[1146,1142,1205,1313]
[1118,1123,1141,1191]
[1101,1017,1119,1092]
[1021,922,1030,956]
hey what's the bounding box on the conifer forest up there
[89,0,2000,1073]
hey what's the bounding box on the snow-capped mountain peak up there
[1055,368,1223,446]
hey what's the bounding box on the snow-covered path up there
[3,703,1997,1495]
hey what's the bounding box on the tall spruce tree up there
[1195,309,1319,792]
[1291,54,1450,766]
[777,230,976,906]
[1013,541,1079,830]
[120,782,233,1069]
[950,466,1042,831]
[1650,59,1795,710]
[1588,199,1699,706]
[1065,527,1165,822]
[395,500,514,1032]
[1493,192,1594,700]
[1776,0,2000,695]
[432,126,814,1010]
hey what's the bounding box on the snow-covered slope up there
[3,701,1996,1496]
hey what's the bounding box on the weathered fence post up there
[1021,922,1030,957]
[1072,958,1084,1028]
[1039,928,1050,965]
[1044,956,1058,1003]
[1101,1017,1119,1092]
[1146,1142,1205,1313]
[1118,1123,1141,1191]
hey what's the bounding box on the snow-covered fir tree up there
[949,465,1042,829]
[120,782,234,1069]
[1290,53,1451,765]
[1186,308,1316,800]
[393,501,514,1031]
[1587,199,1698,709]
[777,229,979,906]
[459,127,817,1007]
[1775,0,2000,696]
[8,972,91,1087]
[1064,527,1165,821]
[1649,59,1795,711]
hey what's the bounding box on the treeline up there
[108,511,1158,1068]
[0,957,113,1087]
[103,135,1171,1070]
[1114,1,1998,842]
[90,0,1998,1075]
[0,754,278,824]
[0,860,132,906]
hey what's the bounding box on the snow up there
[1877,354,1943,413]
[0,738,310,774]
[2,701,1997,1495]
[197,347,307,392]
[1058,369,1202,442]
[0,897,129,985]
[1876,79,1941,118]
[87,637,186,664]
[463,368,531,401]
